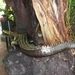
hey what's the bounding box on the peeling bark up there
[32,0,69,45]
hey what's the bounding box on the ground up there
[0,41,8,75]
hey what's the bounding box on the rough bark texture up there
[3,48,75,75]
[32,0,69,45]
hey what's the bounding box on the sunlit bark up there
[32,0,69,45]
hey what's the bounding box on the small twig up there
[35,23,40,34]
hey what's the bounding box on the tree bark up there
[32,0,69,45]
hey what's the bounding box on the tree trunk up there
[5,0,38,37]
[32,0,69,45]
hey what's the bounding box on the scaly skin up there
[3,30,41,50]
[3,30,75,57]
[21,42,75,57]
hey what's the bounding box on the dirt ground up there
[0,41,8,75]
